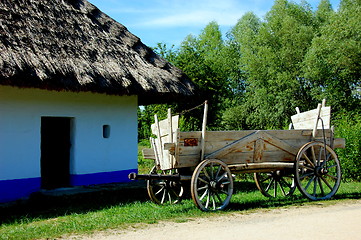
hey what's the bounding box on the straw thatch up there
[0,0,196,105]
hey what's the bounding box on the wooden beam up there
[201,101,208,161]
[205,131,259,159]
[253,139,265,162]
[260,131,299,156]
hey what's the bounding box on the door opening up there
[41,117,72,189]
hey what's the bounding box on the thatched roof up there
[0,0,196,105]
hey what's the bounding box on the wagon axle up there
[314,166,328,177]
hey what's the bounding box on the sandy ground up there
[72,199,361,240]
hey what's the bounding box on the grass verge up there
[0,180,361,240]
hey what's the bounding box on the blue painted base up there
[0,177,41,203]
[70,169,137,186]
[0,169,138,203]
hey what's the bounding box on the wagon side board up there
[142,129,345,170]
[174,129,344,169]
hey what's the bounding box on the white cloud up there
[105,0,262,29]
[141,9,244,28]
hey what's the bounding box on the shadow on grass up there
[1,180,360,225]
[228,181,361,211]
[0,181,148,225]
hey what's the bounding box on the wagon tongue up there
[128,172,182,181]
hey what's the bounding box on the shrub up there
[334,112,361,181]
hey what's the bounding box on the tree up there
[303,0,361,112]
[171,22,234,130]
[315,0,334,24]
[223,0,318,130]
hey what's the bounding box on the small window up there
[103,125,110,138]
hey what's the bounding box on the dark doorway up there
[41,117,72,189]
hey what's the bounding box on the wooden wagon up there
[129,100,345,211]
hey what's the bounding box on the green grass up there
[1,180,361,240]
[1,144,360,239]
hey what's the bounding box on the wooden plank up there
[253,139,265,162]
[228,162,294,173]
[179,131,202,139]
[151,115,179,137]
[203,129,331,141]
[164,143,176,155]
[203,130,257,141]
[291,106,331,130]
[204,130,300,160]
[178,146,202,155]
[174,154,201,168]
[152,115,164,166]
[174,128,181,168]
[334,138,345,149]
[168,108,173,143]
[260,131,299,156]
[150,137,160,167]
[210,150,295,165]
[200,101,208,161]
[313,103,322,137]
[201,130,331,151]
[205,131,261,159]
[142,147,156,160]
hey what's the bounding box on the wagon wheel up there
[191,159,233,211]
[295,141,341,201]
[254,170,296,198]
[147,166,184,205]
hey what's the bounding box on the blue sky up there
[88,0,340,48]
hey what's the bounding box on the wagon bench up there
[129,100,345,211]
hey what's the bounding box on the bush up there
[334,112,361,181]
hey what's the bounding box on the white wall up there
[0,86,138,181]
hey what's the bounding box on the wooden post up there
[150,137,160,167]
[154,114,163,163]
[167,108,174,168]
[200,101,208,161]
[312,103,322,138]
[322,99,326,107]
[167,108,173,143]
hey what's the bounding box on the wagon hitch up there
[128,172,190,181]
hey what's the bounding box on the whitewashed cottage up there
[0,0,196,202]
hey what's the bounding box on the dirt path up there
[74,199,361,240]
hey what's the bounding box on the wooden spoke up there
[254,171,296,198]
[318,177,325,196]
[198,177,209,185]
[266,178,275,192]
[200,189,208,201]
[191,159,233,211]
[304,175,315,191]
[197,185,208,191]
[155,185,165,196]
[312,177,318,197]
[311,145,317,165]
[302,153,315,168]
[302,164,315,171]
[295,142,341,201]
[147,166,184,205]
[217,172,228,183]
[299,171,315,180]
[320,176,334,190]
[202,168,211,181]
[215,165,222,179]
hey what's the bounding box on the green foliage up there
[303,0,361,112]
[334,112,361,181]
[138,0,361,181]
[229,0,319,129]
